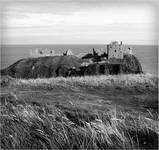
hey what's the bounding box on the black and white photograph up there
[0,0,158,149]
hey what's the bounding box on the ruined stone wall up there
[30,49,55,57]
[107,41,133,59]
[108,44,124,59]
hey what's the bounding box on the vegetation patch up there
[1,74,158,149]
[0,95,158,149]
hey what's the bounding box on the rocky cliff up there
[1,54,142,78]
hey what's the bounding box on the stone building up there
[30,48,55,57]
[107,41,124,59]
[107,41,133,59]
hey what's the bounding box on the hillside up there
[1,55,82,78]
[1,54,142,78]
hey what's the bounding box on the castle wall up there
[108,43,124,59]
[107,41,133,59]
[30,49,55,57]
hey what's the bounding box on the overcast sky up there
[1,0,158,45]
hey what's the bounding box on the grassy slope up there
[0,73,158,149]
[8,73,158,111]
[1,55,82,78]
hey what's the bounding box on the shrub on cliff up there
[1,99,158,149]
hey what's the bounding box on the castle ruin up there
[30,48,55,57]
[107,41,133,59]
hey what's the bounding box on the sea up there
[1,44,158,75]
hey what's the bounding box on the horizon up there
[1,43,158,46]
[1,0,158,45]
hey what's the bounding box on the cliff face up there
[1,54,142,79]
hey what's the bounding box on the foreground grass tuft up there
[1,97,158,149]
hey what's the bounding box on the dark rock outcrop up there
[81,53,93,59]
[121,54,143,74]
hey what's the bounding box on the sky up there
[1,0,158,45]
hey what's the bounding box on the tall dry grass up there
[1,73,158,149]
[0,97,158,149]
[11,73,158,92]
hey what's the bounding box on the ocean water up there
[1,44,158,75]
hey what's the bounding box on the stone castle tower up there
[107,41,133,59]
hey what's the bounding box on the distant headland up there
[0,41,143,78]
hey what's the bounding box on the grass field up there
[0,73,158,149]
